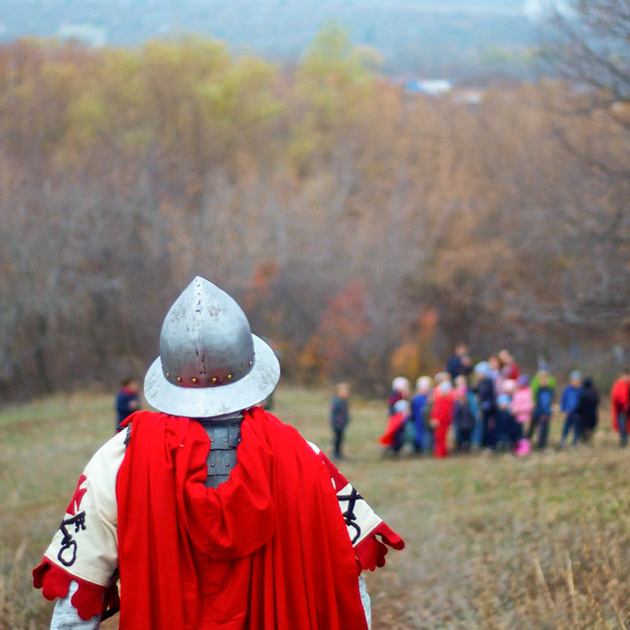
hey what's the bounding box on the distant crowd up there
[329,345,630,460]
[114,351,630,464]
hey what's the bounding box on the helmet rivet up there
[227,374,233,380]
[211,377,218,384]
[249,360,253,366]
[191,377,198,384]
[176,376,183,383]
[165,372,170,378]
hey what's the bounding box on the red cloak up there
[611,378,630,432]
[378,411,407,446]
[115,408,369,630]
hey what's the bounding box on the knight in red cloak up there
[33,277,403,630]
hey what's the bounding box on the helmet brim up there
[144,335,280,418]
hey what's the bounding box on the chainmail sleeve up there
[359,575,372,629]
[50,582,100,630]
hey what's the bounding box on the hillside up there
[2,386,629,628]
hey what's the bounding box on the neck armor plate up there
[198,415,243,488]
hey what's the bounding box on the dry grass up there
[1,386,630,629]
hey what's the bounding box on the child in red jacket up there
[431,381,455,458]
[611,370,630,447]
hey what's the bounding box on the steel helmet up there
[144,276,280,418]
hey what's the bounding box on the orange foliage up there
[389,342,420,380]
[299,282,371,381]
[390,308,440,379]
[251,262,279,291]
[242,262,279,313]
[298,336,326,385]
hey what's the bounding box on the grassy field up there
[1,386,630,629]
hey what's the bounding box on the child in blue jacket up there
[533,373,555,449]
[560,371,583,447]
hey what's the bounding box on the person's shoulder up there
[83,428,128,478]
[99,427,128,453]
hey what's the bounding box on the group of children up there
[378,349,602,459]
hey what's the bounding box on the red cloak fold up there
[116,408,368,630]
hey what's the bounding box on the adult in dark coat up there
[576,377,600,444]
[475,365,497,449]
[446,345,472,381]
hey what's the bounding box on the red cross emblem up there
[66,474,88,516]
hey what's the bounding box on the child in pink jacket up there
[511,375,534,456]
